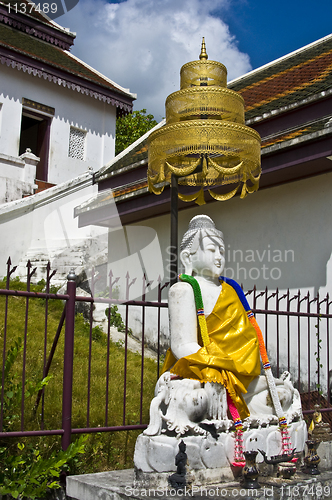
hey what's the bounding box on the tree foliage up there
[115,109,158,156]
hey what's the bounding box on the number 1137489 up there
[7,3,58,15]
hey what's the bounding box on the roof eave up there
[66,51,136,101]
[246,88,332,126]
[0,2,75,49]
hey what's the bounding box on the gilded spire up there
[147,35,261,206]
[199,37,208,60]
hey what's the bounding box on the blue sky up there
[58,0,332,121]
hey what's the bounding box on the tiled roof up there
[75,35,332,226]
[0,23,134,98]
[0,1,135,109]
[230,35,332,121]
[0,1,75,49]
[100,35,332,182]
[113,180,148,200]
[2,0,61,28]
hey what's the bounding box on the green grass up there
[0,277,159,474]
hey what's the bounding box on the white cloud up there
[60,0,252,121]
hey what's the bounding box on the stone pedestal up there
[66,469,332,500]
[134,420,307,486]
[317,440,332,470]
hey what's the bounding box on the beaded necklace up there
[178,274,210,347]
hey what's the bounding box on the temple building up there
[76,33,332,294]
[0,29,332,304]
[0,0,135,203]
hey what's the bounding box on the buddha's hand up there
[204,381,227,420]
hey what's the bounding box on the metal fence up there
[247,286,332,413]
[0,259,168,450]
[0,260,331,450]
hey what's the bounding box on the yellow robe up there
[162,281,261,419]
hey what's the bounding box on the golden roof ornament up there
[199,37,208,60]
[147,39,261,205]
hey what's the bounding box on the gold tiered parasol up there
[148,38,261,205]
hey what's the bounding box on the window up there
[68,127,86,160]
[0,102,3,136]
[19,99,54,181]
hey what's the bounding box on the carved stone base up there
[134,420,307,479]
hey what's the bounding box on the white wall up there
[0,75,22,157]
[131,172,332,294]
[0,64,116,186]
[0,173,108,286]
[49,85,116,184]
[124,172,332,392]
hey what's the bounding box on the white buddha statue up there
[163,214,261,424]
[134,216,305,479]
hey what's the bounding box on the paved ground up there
[67,468,332,500]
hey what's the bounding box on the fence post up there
[61,269,76,450]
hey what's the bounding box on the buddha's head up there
[180,215,225,278]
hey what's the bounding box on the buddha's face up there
[190,236,225,278]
